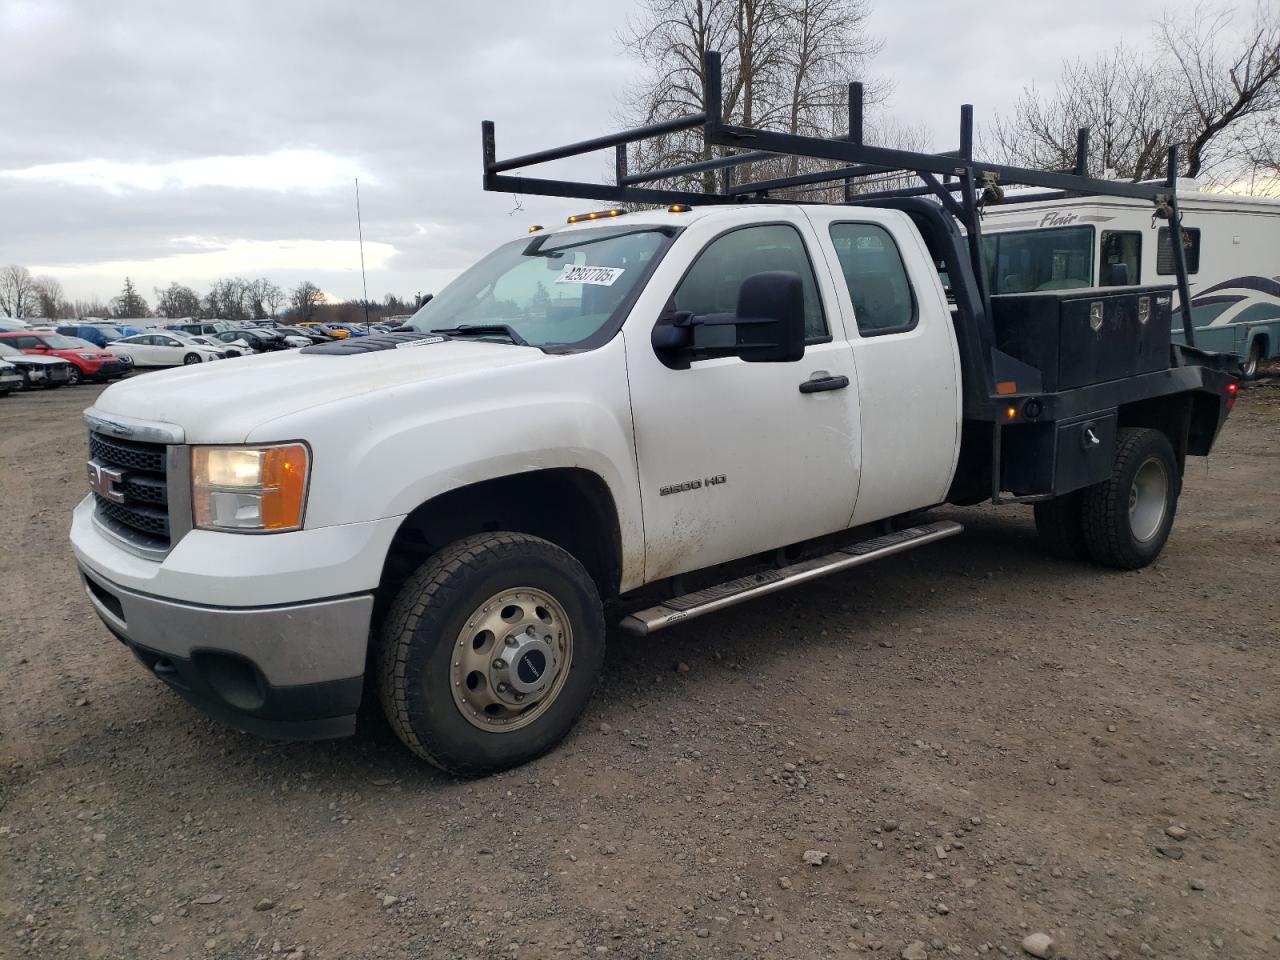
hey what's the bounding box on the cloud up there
[32,237,396,281]
[2,150,370,195]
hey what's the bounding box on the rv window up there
[1156,227,1201,275]
[1100,231,1141,285]
[981,226,1094,295]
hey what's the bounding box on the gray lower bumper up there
[79,564,373,740]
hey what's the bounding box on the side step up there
[619,520,963,636]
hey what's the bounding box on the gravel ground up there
[1,375,1277,960]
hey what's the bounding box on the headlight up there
[78,353,100,360]
[191,443,309,532]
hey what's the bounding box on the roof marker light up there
[528,224,544,233]
[567,208,625,224]
[668,204,692,213]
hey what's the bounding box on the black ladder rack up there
[481,49,1198,347]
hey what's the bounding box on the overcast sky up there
[1,0,1184,306]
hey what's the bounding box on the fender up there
[247,336,647,591]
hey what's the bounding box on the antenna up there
[355,177,371,333]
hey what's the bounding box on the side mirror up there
[732,271,806,362]
[651,271,807,365]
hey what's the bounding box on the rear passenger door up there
[805,209,962,525]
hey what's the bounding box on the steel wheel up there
[1243,342,1260,378]
[1128,456,1169,543]
[450,587,573,732]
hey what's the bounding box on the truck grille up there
[89,431,170,551]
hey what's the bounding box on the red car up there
[0,331,131,385]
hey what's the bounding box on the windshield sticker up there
[555,264,625,286]
[394,336,447,349]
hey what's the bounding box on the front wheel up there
[376,532,605,776]
[66,367,82,386]
[182,353,202,365]
[1081,427,1180,570]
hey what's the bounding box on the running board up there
[619,520,963,636]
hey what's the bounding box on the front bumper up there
[79,563,373,739]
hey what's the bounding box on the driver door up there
[625,211,861,583]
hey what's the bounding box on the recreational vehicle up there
[980,185,1280,375]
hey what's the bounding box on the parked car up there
[54,323,125,348]
[0,341,74,389]
[209,330,262,354]
[0,359,20,395]
[0,331,130,384]
[0,318,32,333]
[166,321,235,337]
[298,321,348,339]
[251,326,312,348]
[234,328,291,352]
[272,325,330,345]
[168,330,237,359]
[327,323,370,338]
[106,332,223,367]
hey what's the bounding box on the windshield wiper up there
[429,324,530,346]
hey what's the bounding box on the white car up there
[0,358,21,395]
[107,333,223,367]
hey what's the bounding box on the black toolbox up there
[990,286,1173,391]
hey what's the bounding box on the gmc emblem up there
[87,460,125,504]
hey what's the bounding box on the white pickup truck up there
[70,72,1240,775]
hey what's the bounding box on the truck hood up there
[89,336,547,443]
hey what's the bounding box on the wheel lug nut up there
[505,636,518,647]
[497,682,509,693]
[493,659,505,669]
[514,693,524,702]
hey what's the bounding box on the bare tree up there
[32,276,70,319]
[261,281,286,319]
[0,264,38,318]
[291,281,325,322]
[618,0,884,191]
[1160,1,1280,180]
[154,282,202,318]
[991,3,1280,187]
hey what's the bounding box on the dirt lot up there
[1,375,1277,960]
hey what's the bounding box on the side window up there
[1157,226,1201,275]
[14,336,38,348]
[672,223,827,354]
[828,222,917,336]
[1100,231,1141,285]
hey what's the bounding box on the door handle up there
[799,374,849,394]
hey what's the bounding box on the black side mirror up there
[651,271,807,365]
[732,271,806,362]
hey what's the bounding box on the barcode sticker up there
[555,264,625,286]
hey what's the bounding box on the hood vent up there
[301,332,450,355]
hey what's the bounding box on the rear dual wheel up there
[377,533,605,777]
[1034,427,1179,570]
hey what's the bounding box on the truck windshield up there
[982,226,1094,295]
[408,226,673,348]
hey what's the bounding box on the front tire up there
[66,367,82,386]
[182,353,202,365]
[376,533,605,776]
[1081,427,1180,570]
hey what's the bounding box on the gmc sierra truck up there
[70,54,1239,775]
